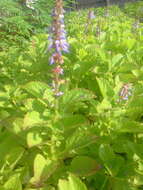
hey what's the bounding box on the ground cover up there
[1,1,143,189]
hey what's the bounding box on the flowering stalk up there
[85,9,95,34]
[49,0,69,97]
[132,19,140,33]
[119,83,132,102]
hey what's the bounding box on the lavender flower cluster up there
[88,10,96,20]
[49,0,69,66]
[48,0,69,96]
[119,83,132,101]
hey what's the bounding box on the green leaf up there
[23,81,53,102]
[6,146,24,169]
[72,60,95,77]
[109,54,123,70]
[62,89,95,105]
[66,128,97,151]
[70,156,100,176]
[30,154,58,185]
[33,154,46,180]
[56,114,87,131]
[23,111,45,128]
[0,132,24,168]
[60,89,95,113]
[123,38,136,49]
[117,120,143,133]
[58,180,69,190]
[104,157,124,176]
[134,174,143,186]
[96,99,112,113]
[99,144,115,161]
[96,77,114,99]
[24,98,46,112]
[58,174,87,190]
[112,179,137,190]
[4,174,22,190]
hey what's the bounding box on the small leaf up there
[27,131,43,148]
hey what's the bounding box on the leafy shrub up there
[1,2,143,190]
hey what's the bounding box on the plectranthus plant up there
[48,0,69,97]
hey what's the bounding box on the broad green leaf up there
[31,154,47,183]
[73,60,95,77]
[117,120,143,133]
[70,156,101,176]
[6,146,24,169]
[0,132,24,168]
[58,174,87,190]
[24,98,46,112]
[66,128,97,151]
[31,154,58,185]
[60,89,95,113]
[58,180,69,190]
[23,81,53,102]
[119,73,136,83]
[123,38,136,49]
[23,111,45,128]
[109,54,123,70]
[55,114,87,131]
[62,89,95,105]
[96,77,114,99]
[4,174,22,190]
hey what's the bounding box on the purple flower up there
[119,83,132,101]
[88,11,96,19]
[48,0,69,98]
[55,91,64,96]
[48,1,69,65]
[49,52,63,65]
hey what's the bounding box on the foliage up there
[1,1,143,190]
[0,0,53,49]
